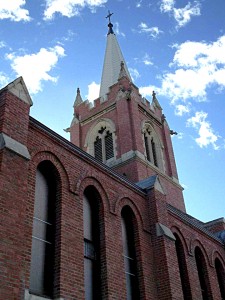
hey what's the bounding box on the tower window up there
[94,136,103,162]
[93,127,114,163]
[143,123,163,170]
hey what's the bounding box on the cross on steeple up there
[106,10,113,23]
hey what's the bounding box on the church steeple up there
[99,11,132,99]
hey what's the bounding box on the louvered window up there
[144,134,150,162]
[151,138,158,167]
[94,137,103,162]
[105,131,114,160]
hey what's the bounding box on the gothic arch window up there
[30,161,60,298]
[194,247,211,300]
[174,233,192,300]
[83,187,102,300]
[121,206,140,300]
[85,119,116,164]
[142,122,164,171]
[215,258,225,299]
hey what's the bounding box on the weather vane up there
[106,10,113,23]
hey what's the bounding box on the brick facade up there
[0,74,225,300]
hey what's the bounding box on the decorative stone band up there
[24,289,64,300]
[156,223,176,241]
[0,132,30,160]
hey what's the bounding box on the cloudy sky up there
[0,0,224,222]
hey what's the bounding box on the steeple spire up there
[99,11,132,99]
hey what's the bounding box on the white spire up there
[99,12,132,98]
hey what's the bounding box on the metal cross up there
[106,10,113,23]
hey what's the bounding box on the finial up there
[74,87,83,107]
[106,10,114,35]
[152,90,156,99]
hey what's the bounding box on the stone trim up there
[24,289,64,300]
[0,133,30,160]
[156,223,176,241]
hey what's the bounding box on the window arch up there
[121,206,140,300]
[174,233,192,300]
[83,187,102,300]
[30,161,60,297]
[194,247,211,300]
[85,119,116,164]
[142,122,164,171]
[215,258,225,299]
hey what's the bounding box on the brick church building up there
[0,15,225,300]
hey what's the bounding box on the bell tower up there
[68,12,185,211]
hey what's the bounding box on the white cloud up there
[136,0,142,8]
[129,68,140,82]
[139,85,159,98]
[0,72,9,88]
[142,53,153,66]
[160,0,201,29]
[138,22,163,38]
[0,0,31,22]
[44,0,107,19]
[6,46,65,94]
[86,81,100,101]
[0,41,6,48]
[187,111,220,149]
[114,22,125,37]
[175,104,190,116]
[158,35,225,103]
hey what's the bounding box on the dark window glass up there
[94,137,103,162]
[105,131,114,160]
[121,207,140,300]
[30,164,56,297]
[83,191,101,300]
[151,138,158,167]
[144,134,150,162]
[215,258,225,300]
[195,247,210,300]
[174,234,192,300]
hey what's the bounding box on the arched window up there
[194,247,211,300]
[143,122,163,170]
[121,207,140,300]
[30,161,58,297]
[174,234,192,300]
[83,187,101,300]
[85,119,116,164]
[215,258,225,299]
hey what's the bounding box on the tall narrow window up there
[94,136,103,162]
[144,133,150,161]
[121,207,140,300]
[174,234,192,300]
[195,247,211,300]
[105,131,114,160]
[30,162,57,297]
[215,258,225,299]
[83,189,101,300]
[151,138,158,167]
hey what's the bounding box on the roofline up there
[29,116,147,196]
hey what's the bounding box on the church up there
[0,14,225,300]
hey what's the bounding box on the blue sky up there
[0,0,225,222]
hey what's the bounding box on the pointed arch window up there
[174,234,192,300]
[94,127,114,162]
[121,207,140,300]
[143,123,163,170]
[194,247,211,300]
[215,258,225,299]
[30,162,58,298]
[85,119,116,165]
[83,188,101,300]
